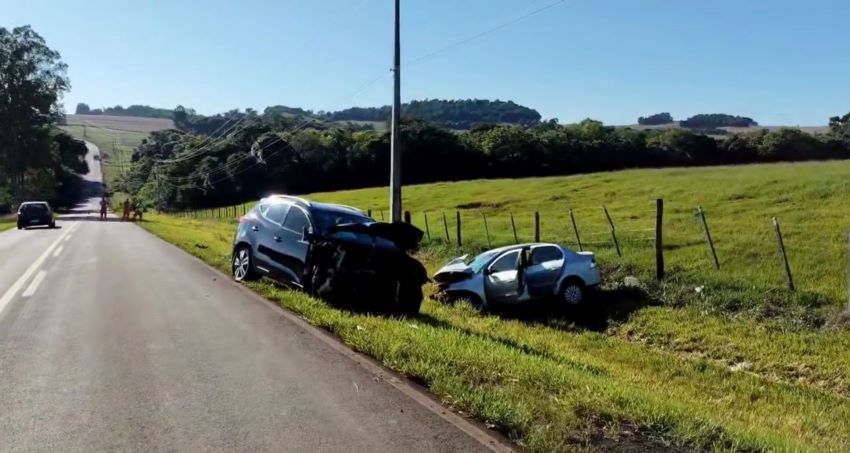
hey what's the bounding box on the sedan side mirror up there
[302,226,313,241]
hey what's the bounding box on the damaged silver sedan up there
[433,243,600,310]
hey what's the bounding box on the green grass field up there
[60,124,148,186]
[303,160,850,315]
[0,218,15,232]
[142,159,850,452]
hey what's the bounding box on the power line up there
[406,0,566,67]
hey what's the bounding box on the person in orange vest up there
[99,197,108,220]
[122,198,131,221]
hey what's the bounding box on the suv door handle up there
[251,226,259,232]
[273,236,282,242]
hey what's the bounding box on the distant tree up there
[173,106,190,131]
[75,103,91,114]
[829,111,850,141]
[638,112,674,125]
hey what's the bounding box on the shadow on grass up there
[434,285,656,333]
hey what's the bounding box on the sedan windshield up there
[467,250,501,273]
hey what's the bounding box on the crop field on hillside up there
[65,114,173,132]
[150,160,850,452]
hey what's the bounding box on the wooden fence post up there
[603,206,621,257]
[697,206,720,270]
[482,213,492,248]
[404,210,411,224]
[533,212,540,242]
[423,212,431,241]
[456,211,462,247]
[509,213,519,244]
[442,212,450,242]
[655,199,664,281]
[367,209,372,218]
[569,208,582,252]
[772,217,794,291]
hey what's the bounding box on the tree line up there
[326,99,542,129]
[119,111,850,210]
[638,112,758,128]
[0,26,89,213]
[77,98,544,132]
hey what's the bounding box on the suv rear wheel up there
[232,246,258,282]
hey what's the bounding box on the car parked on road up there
[17,201,56,230]
[231,195,428,315]
[432,243,600,310]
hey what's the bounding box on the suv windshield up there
[313,210,371,235]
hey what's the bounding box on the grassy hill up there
[138,160,850,452]
[301,160,850,309]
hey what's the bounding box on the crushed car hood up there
[433,258,474,284]
[325,221,424,251]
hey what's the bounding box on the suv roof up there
[262,195,365,217]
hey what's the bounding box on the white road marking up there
[53,245,64,257]
[0,222,77,316]
[64,234,72,242]
[21,270,47,298]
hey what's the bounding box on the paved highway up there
[0,143,495,452]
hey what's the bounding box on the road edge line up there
[0,222,77,316]
[138,224,520,453]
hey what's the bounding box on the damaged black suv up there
[232,195,428,315]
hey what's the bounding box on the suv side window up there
[531,246,563,265]
[489,251,519,273]
[283,207,311,234]
[263,203,290,225]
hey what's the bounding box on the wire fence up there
[170,198,850,306]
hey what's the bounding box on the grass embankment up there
[60,124,148,186]
[141,159,850,452]
[0,218,15,233]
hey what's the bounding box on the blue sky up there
[5,0,849,125]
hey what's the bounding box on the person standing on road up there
[122,198,131,221]
[99,197,108,220]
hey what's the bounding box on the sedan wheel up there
[561,282,584,305]
[232,247,254,282]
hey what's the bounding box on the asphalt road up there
[0,142,493,452]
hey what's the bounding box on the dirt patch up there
[454,201,507,210]
[568,411,692,452]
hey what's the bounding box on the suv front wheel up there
[232,246,258,282]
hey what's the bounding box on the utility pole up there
[389,0,402,223]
